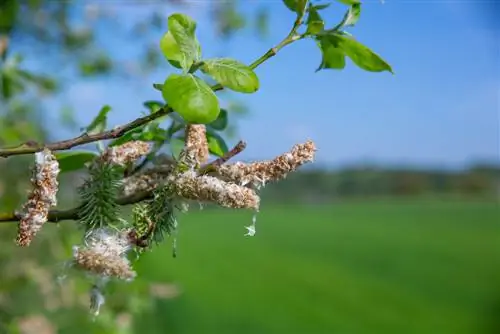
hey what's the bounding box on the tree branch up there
[0,15,303,159]
[0,189,154,223]
[0,106,173,158]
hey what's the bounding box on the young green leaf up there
[313,3,331,10]
[153,83,163,91]
[167,13,201,71]
[159,31,183,69]
[55,151,98,173]
[316,37,346,71]
[336,0,360,5]
[282,0,308,14]
[201,58,259,93]
[143,101,164,114]
[86,105,111,135]
[306,5,324,35]
[162,74,220,124]
[334,34,393,73]
[208,109,228,131]
[206,131,228,157]
[341,3,361,27]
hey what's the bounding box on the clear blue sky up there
[47,1,499,169]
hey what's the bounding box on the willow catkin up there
[177,124,209,168]
[16,149,60,247]
[217,140,316,187]
[171,170,260,209]
[101,141,151,167]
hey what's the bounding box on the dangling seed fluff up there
[179,124,209,167]
[101,141,151,167]
[16,148,60,247]
[244,213,257,236]
[72,228,136,281]
[171,170,260,209]
[217,140,316,187]
[89,285,105,317]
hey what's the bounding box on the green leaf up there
[206,131,228,157]
[306,5,324,35]
[208,109,228,130]
[316,37,346,70]
[55,151,98,173]
[170,137,185,159]
[159,31,183,69]
[336,0,360,5]
[313,3,331,10]
[334,34,393,73]
[86,105,111,135]
[162,74,220,124]
[282,0,308,14]
[341,3,361,27]
[153,83,163,91]
[201,58,259,93]
[167,13,201,70]
[143,101,164,113]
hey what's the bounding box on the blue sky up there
[45,1,499,169]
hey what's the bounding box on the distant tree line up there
[261,163,500,202]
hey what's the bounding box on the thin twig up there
[198,140,246,174]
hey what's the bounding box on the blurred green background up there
[1,1,499,333]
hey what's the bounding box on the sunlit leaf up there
[307,5,324,35]
[159,31,183,69]
[334,33,393,73]
[201,58,259,93]
[316,37,346,70]
[162,74,220,124]
[167,13,201,70]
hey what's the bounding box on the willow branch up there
[0,189,154,223]
[0,15,305,222]
[0,12,304,159]
[0,106,173,158]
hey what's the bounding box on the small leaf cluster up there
[159,13,260,125]
[284,0,393,73]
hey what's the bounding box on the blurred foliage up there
[261,164,500,203]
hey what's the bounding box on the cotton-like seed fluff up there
[16,148,60,247]
[179,124,209,167]
[217,140,316,187]
[171,170,260,209]
[102,141,151,167]
[72,228,136,281]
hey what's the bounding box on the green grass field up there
[134,199,500,334]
